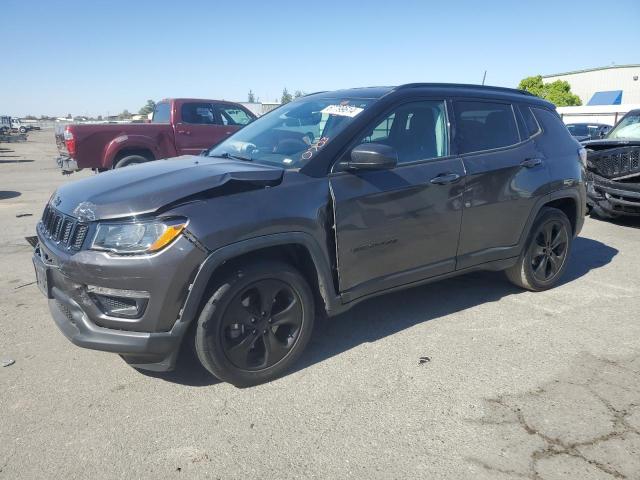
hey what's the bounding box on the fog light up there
[86,285,149,319]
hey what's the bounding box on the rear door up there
[173,101,229,155]
[453,99,549,269]
[329,99,466,300]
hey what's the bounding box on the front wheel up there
[194,261,315,386]
[505,207,573,291]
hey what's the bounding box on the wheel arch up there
[178,233,340,331]
[521,189,584,246]
[103,135,159,168]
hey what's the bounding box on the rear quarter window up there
[532,107,578,149]
[519,105,541,138]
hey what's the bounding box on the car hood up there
[52,156,284,220]
[582,138,640,149]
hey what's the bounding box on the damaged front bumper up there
[587,171,640,216]
[33,228,207,371]
[586,144,640,216]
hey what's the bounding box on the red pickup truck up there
[55,98,256,173]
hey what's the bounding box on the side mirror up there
[348,143,398,170]
[199,148,209,156]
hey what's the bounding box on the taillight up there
[64,127,77,157]
[578,147,587,167]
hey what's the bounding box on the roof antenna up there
[481,70,487,85]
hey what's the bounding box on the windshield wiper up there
[215,152,253,162]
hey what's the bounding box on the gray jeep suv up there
[33,84,586,386]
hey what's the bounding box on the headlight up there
[91,218,187,254]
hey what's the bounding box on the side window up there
[519,105,541,138]
[151,102,170,123]
[357,100,448,164]
[454,101,519,154]
[216,105,253,126]
[181,102,216,125]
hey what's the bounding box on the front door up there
[329,100,466,300]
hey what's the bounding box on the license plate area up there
[33,249,52,298]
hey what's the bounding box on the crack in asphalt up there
[467,353,640,479]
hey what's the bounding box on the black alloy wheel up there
[221,279,303,371]
[529,220,569,283]
[194,260,315,386]
[505,207,573,291]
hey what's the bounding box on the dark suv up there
[33,84,586,386]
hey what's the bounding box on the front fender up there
[176,232,341,330]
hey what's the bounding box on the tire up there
[19,126,27,133]
[505,207,573,291]
[194,260,315,386]
[113,154,149,168]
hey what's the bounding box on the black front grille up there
[593,147,640,179]
[40,204,89,250]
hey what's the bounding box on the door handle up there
[177,130,191,135]
[429,173,461,185]
[521,158,542,168]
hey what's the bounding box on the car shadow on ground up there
[0,191,21,200]
[590,213,640,230]
[145,236,617,387]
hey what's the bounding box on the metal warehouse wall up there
[542,65,640,105]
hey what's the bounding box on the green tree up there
[281,87,293,104]
[248,90,256,103]
[138,99,156,115]
[518,75,582,106]
[118,109,132,119]
[294,90,304,98]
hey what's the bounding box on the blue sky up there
[2,0,639,117]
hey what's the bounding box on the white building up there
[542,64,640,105]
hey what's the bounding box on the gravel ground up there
[1,131,639,479]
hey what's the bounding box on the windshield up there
[607,113,640,140]
[208,96,375,168]
[567,124,589,136]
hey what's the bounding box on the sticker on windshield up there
[321,104,364,118]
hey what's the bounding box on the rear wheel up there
[113,154,150,168]
[194,261,315,386]
[505,207,572,291]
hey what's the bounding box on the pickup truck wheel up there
[19,126,27,133]
[113,154,148,168]
[505,207,572,291]
[194,260,315,386]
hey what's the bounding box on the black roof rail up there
[301,91,328,97]
[395,83,536,97]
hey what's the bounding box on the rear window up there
[454,101,519,154]
[152,103,170,123]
